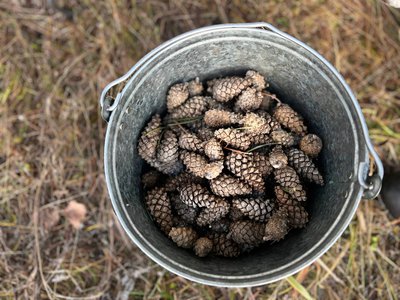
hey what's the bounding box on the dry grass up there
[1,0,399,299]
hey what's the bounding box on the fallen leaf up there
[63,200,87,229]
[40,207,60,231]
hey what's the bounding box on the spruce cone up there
[203,160,224,180]
[225,152,265,191]
[178,132,204,153]
[234,87,263,112]
[170,96,208,119]
[263,208,289,242]
[283,204,309,228]
[212,76,251,102]
[204,109,242,127]
[239,112,271,135]
[209,233,241,257]
[273,104,307,136]
[179,183,221,208]
[171,194,198,224]
[210,174,253,197]
[180,151,208,178]
[228,220,264,246]
[142,170,161,189]
[204,138,224,161]
[164,172,203,192]
[157,130,179,164]
[196,200,230,226]
[274,166,307,201]
[169,227,198,248]
[245,70,266,91]
[300,134,323,157]
[229,207,244,222]
[214,128,252,151]
[209,218,230,233]
[270,130,295,147]
[287,148,324,185]
[232,198,275,222]
[145,187,173,234]
[188,77,204,96]
[167,83,189,111]
[194,237,213,257]
[138,115,162,163]
[269,145,288,169]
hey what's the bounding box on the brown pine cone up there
[212,76,251,102]
[252,152,273,176]
[245,70,266,91]
[197,127,215,141]
[170,96,208,119]
[167,83,189,111]
[228,220,264,246]
[269,145,288,169]
[194,237,213,257]
[274,166,307,201]
[188,77,204,96]
[164,172,204,192]
[260,112,281,131]
[287,148,324,185]
[232,198,275,222]
[196,200,230,226]
[142,170,161,190]
[204,109,242,127]
[225,152,265,191]
[273,104,307,136]
[275,185,296,205]
[270,130,295,147]
[229,207,245,222]
[180,151,208,178]
[157,130,179,164]
[250,133,273,146]
[170,194,198,224]
[138,115,162,163]
[209,218,230,233]
[204,138,224,161]
[214,128,252,151]
[299,134,323,157]
[145,187,173,234]
[179,183,221,208]
[169,227,198,248]
[208,233,241,257]
[152,159,184,176]
[234,87,263,112]
[283,204,309,228]
[178,132,204,153]
[210,174,253,197]
[239,112,271,135]
[203,160,224,180]
[263,208,289,242]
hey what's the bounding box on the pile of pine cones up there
[137,71,324,258]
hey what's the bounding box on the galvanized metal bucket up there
[99,23,383,287]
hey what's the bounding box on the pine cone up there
[197,127,215,141]
[229,207,244,222]
[212,76,251,102]
[209,218,230,233]
[232,198,275,222]
[274,166,307,201]
[250,133,272,146]
[234,87,263,112]
[180,151,208,178]
[157,130,179,163]
[225,152,265,191]
[228,220,264,246]
[167,83,189,111]
[245,70,266,91]
[164,172,204,192]
[209,233,241,257]
[142,170,161,190]
[270,130,295,147]
[283,204,309,228]
[185,118,207,133]
[273,104,307,136]
[239,112,271,135]
[252,152,272,176]
[170,96,208,119]
[204,109,242,127]
[210,174,253,197]
[151,159,184,176]
[263,208,289,242]
[145,187,173,234]
[196,200,230,226]
[169,227,198,248]
[179,183,221,208]
[299,134,323,157]
[287,148,324,185]
[204,138,224,161]
[171,194,198,224]
[194,237,213,257]
[269,145,288,169]
[203,160,224,180]
[275,185,296,205]
[178,132,204,153]
[214,128,252,151]
[138,115,162,163]
[188,77,204,96]
[259,112,281,131]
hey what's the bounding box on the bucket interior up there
[105,28,367,286]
